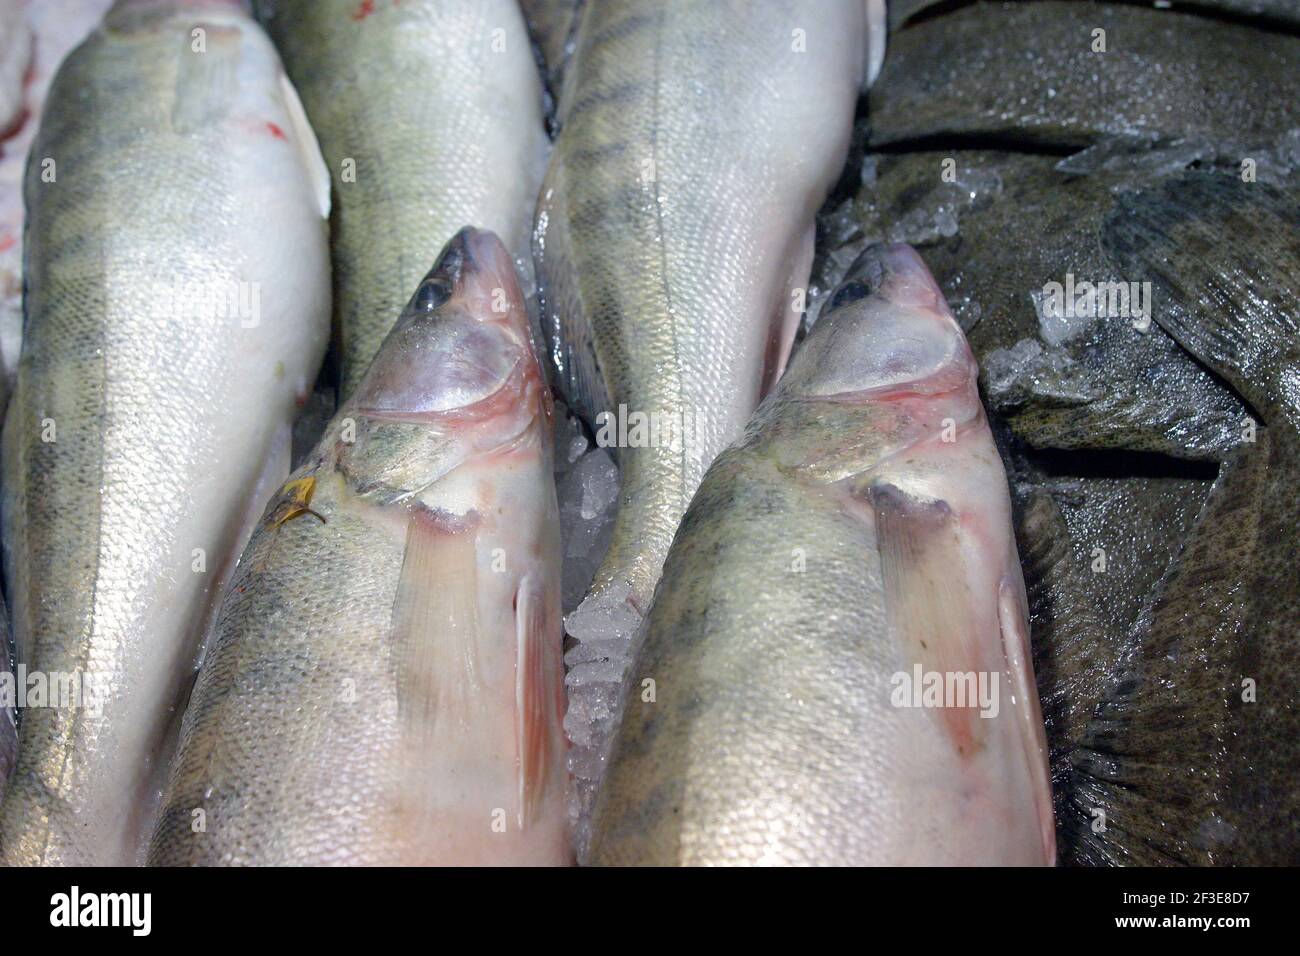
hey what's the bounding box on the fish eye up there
[825,280,872,315]
[413,279,452,312]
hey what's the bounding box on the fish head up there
[770,243,982,481]
[337,227,551,501]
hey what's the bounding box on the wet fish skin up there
[537,3,876,845]
[0,1,119,402]
[851,149,1249,461]
[150,229,570,866]
[887,0,1300,31]
[869,2,1300,151]
[538,0,873,612]
[518,0,582,112]
[1066,173,1300,864]
[254,0,549,399]
[589,244,1053,865]
[0,591,14,797]
[0,0,331,866]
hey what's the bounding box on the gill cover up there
[351,227,532,423]
[794,244,973,401]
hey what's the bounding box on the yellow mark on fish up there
[266,475,326,528]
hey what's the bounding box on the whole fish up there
[253,0,549,398]
[534,0,883,843]
[0,0,331,865]
[589,244,1054,865]
[150,229,570,866]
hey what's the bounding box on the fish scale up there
[589,245,1054,865]
[253,0,549,399]
[0,0,331,865]
[534,1,878,854]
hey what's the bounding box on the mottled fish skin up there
[589,245,1053,866]
[851,150,1250,461]
[535,1,875,840]
[869,2,1300,151]
[1012,467,1211,859]
[253,0,549,399]
[0,1,119,403]
[149,229,570,866]
[1064,173,1300,864]
[0,0,331,866]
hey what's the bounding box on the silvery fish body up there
[590,245,1054,865]
[534,0,884,842]
[0,0,331,865]
[254,0,549,398]
[150,230,570,866]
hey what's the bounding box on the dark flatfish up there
[1067,173,1300,864]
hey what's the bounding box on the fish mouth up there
[791,243,975,403]
[833,242,952,319]
[433,226,521,310]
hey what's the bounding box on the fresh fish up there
[869,2,1300,151]
[0,0,331,865]
[0,0,117,401]
[534,0,883,846]
[253,0,549,398]
[0,0,21,794]
[1013,464,1213,851]
[1065,173,1300,864]
[589,244,1054,865]
[886,0,1300,31]
[150,229,569,866]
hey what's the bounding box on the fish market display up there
[534,0,883,849]
[150,229,569,866]
[0,0,1294,874]
[590,244,1053,865]
[253,0,549,398]
[0,0,331,865]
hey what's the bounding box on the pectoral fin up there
[514,579,564,828]
[869,483,983,754]
[392,508,482,745]
[998,576,1056,864]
